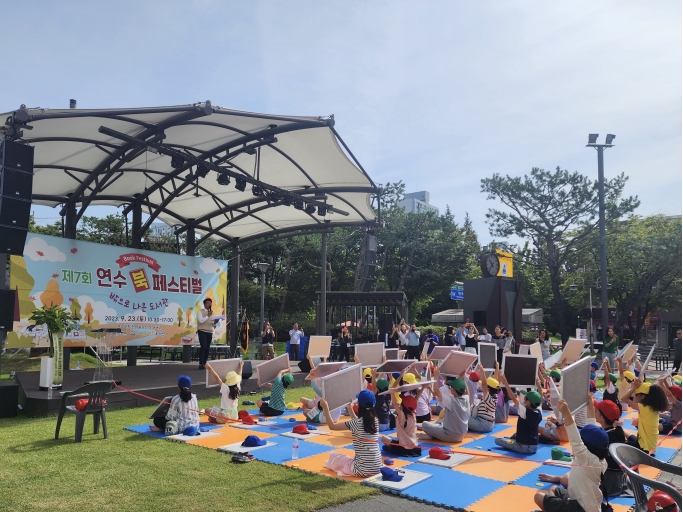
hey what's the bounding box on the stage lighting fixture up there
[305,203,316,215]
[171,155,184,169]
[317,205,327,216]
[235,178,247,192]
[217,172,230,186]
[252,185,264,197]
[605,134,616,145]
[587,134,599,144]
[269,191,280,202]
[294,199,304,210]
[281,195,292,207]
[195,164,209,178]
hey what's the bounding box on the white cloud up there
[199,258,221,275]
[162,302,185,325]
[74,295,118,323]
[25,237,66,262]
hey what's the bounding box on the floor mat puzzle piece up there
[454,453,542,482]
[123,424,168,438]
[512,463,568,491]
[399,463,506,509]
[218,440,278,453]
[251,435,337,465]
[187,428,275,449]
[460,434,558,461]
[167,431,222,443]
[653,447,677,462]
[416,452,474,468]
[283,448,413,481]
[466,483,539,512]
[363,468,432,492]
[280,431,323,440]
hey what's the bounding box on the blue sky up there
[1,1,680,243]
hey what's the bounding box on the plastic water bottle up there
[292,438,299,460]
[47,385,53,400]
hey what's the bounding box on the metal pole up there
[229,242,240,357]
[588,286,594,353]
[597,146,610,345]
[259,270,265,336]
[320,232,327,335]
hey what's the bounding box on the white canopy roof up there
[1,102,378,245]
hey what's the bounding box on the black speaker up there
[0,289,17,331]
[0,383,18,418]
[356,234,377,291]
[242,360,253,380]
[0,140,33,255]
[378,312,393,335]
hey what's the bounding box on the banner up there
[495,249,514,278]
[8,233,228,348]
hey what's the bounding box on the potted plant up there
[30,305,74,389]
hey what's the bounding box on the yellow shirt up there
[637,404,659,453]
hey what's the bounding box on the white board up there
[421,342,430,357]
[167,431,221,443]
[375,360,429,374]
[417,452,474,468]
[518,345,530,355]
[305,362,347,380]
[256,353,291,384]
[399,350,407,359]
[321,364,363,412]
[502,353,539,388]
[529,342,542,360]
[429,346,461,360]
[354,342,385,367]
[280,431,323,440]
[437,351,478,378]
[617,341,633,359]
[478,342,497,371]
[217,440,277,454]
[544,349,563,369]
[363,468,432,491]
[307,336,332,358]
[378,380,436,395]
[561,339,586,365]
[205,358,242,389]
[384,348,400,359]
[620,342,637,363]
[560,356,592,418]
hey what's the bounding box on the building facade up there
[398,191,439,216]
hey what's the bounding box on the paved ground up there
[318,493,455,512]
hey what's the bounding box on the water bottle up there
[292,438,299,460]
[47,385,53,400]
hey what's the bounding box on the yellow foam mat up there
[453,455,541,482]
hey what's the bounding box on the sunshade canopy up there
[1,101,379,244]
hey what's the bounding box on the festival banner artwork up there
[8,233,228,348]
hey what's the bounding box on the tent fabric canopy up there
[2,102,378,243]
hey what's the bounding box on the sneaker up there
[242,400,255,406]
[232,454,253,463]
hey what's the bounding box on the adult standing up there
[602,326,618,369]
[261,321,276,360]
[387,324,400,349]
[464,323,479,354]
[455,323,467,351]
[491,326,506,365]
[537,329,551,361]
[443,326,456,347]
[406,323,421,360]
[673,329,682,375]
[503,328,515,357]
[397,323,410,349]
[197,298,218,370]
[289,322,304,362]
[337,327,352,362]
[422,329,440,356]
[478,328,492,343]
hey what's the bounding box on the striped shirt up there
[471,392,496,423]
[268,376,287,411]
[345,418,382,477]
[166,394,200,432]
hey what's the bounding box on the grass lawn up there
[0,385,377,512]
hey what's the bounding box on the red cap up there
[467,371,480,383]
[401,395,417,412]
[241,415,255,425]
[428,447,451,460]
[238,410,250,419]
[669,385,682,401]
[594,399,620,423]
[293,424,310,435]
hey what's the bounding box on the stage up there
[15,360,308,417]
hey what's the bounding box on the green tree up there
[481,167,639,342]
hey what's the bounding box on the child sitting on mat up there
[593,398,629,497]
[369,368,393,431]
[494,374,542,454]
[150,375,200,433]
[321,391,383,478]
[205,361,243,422]
[657,377,681,435]
[620,377,669,453]
[468,362,498,433]
[419,366,469,443]
[300,359,342,425]
[380,366,425,456]
[257,369,293,416]
[535,399,608,512]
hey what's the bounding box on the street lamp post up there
[257,263,270,340]
[587,134,615,346]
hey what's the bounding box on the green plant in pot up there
[30,305,74,388]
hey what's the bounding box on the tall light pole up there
[586,133,615,345]
[257,263,270,339]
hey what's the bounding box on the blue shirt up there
[422,334,439,354]
[455,328,466,347]
[407,330,420,346]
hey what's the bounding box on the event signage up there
[8,233,228,348]
[450,282,464,301]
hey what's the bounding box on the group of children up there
[149,347,681,511]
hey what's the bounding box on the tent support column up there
[131,196,142,249]
[319,232,327,335]
[186,221,195,256]
[229,241,240,357]
[64,196,77,240]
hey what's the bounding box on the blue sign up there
[450,284,464,301]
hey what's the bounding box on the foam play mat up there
[123,403,679,511]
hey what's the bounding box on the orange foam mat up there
[186,428,275,449]
[306,433,357,448]
[454,454,541,482]
[491,426,517,438]
[467,483,540,512]
[283,448,411,481]
[657,435,682,449]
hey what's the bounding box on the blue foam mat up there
[653,446,677,462]
[399,462,506,509]
[459,434,558,460]
[468,421,513,435]
[513,464,570,490]
[251,435,337,464]
[123,422,222,438]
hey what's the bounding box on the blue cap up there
[242,435,267,447]
[392,372,401,380]
[356,389,376,407]
[178,375,192,388]
[591,361,599,369]
[634,369,641,377]
[183,425,199,436]
[579,424,609,449]
[380,467,404,482]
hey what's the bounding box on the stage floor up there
[16,360,307,417]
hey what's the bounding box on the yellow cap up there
[402,373,418,385]
[634,382,651,395]
[363,368,372,378]
[486,377,500,389]
[623,371,636,381]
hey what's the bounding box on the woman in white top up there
[197,298,219,370]
[537,329,551,361]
